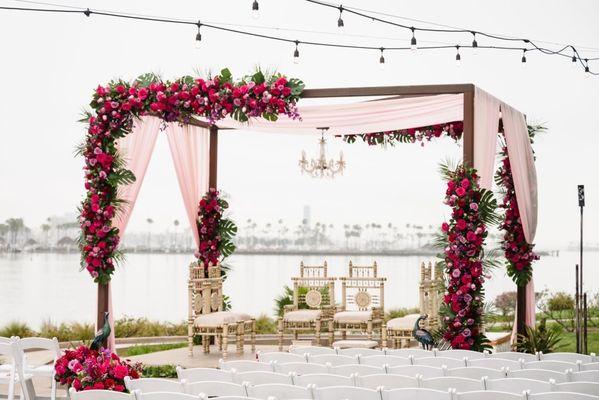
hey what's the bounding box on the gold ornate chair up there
[331,261,386,346]
[188,262,255,359]
[277,261,336,350]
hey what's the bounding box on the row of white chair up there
[127,375,599,397]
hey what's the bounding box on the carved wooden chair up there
[277,261,336,350]
[331,261,386,346]
[188,262,255,359]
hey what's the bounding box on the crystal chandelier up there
[299,127,345,178]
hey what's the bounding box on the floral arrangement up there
[79,69,303,283]
[196,188,237,271]
[438,164,497,351]
[342,121,463,146]
[54,345,142,392]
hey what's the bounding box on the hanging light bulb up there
[521,49,527,66]
[455,45,461,66]
[379,47,386,70]
[195,21,202,49]
[410,27,417,51]
[337,6,345,32]
[293,40,300,64]
[471,32,478,55]
[585,60,590,78]
[572,54,578,69]
[251,0,260,19]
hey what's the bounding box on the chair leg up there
[277,318,284,351]
[381,323,387,349]
[328,320,334,346]
[315,319,321,346]
[202,334,209,353]
[222,324,229,360]
[188,322,194,357]
[367,320,373,341]
[236,322,244,355]
[51,376,57,400]
[251,319,256,352]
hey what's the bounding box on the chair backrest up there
[358,373,419,390]
[360,355,411,367]
[456,390,526,400]
[257,351,307,364]
[486,352,538,362]
[0,336,14,344]
[348,261,378,278]
[184,381,246,397]
[386,348,434,359]
[571,370,599,382]
[416,357,466,369]
[339,347,383,357]
[339,274,386,313]
[69,388,136,400]
[204,397,258,400]
[421,377,483,392]
[539,352,595,364]
[447,367,506,380]
[580,362,599,371]
[525,361,578,373]
[419,261,444,330]
[176,366,235,382]
[289,346,336,356]
[468,358,522,371]
[294,373,354,388]
[556,382,599,397]
[189,262,223,319]
[330,364,384,377]
[247,383,312,400]
[314,385,380,400]
[436,350,486,360]
[388,365,446,378]
[18,337,60,357]
[235,371,293,385]
[485,378,553,394]
[219,360,274,373]
[124,377,184,393]
[308,354,357,366]
[300,261,329,278]
[528,393,599,400]
[508,368,568,383]
[136,392,198,400]
[382,387,452,400]
[274,362,329,375]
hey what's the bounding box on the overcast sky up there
[0,0,598,249]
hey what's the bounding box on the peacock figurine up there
[413,314,435,350]
[90,312,111,351]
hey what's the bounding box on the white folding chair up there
[525,361,578,373]
[571,370,599,382]
[580,363,599,371]
[69,388,136,400]
[448,367,506,380]
[388,365,446,378]
[339,348,383,357]
[508,369,569,383]
[0,340,33,400]
[184,381,247,397]
[330,364,383,377]
[247,383,312,399]
[386,349,435,359]
[202,397,258,400]
[382,387,452,400]
[416,357,467,369]
[136,392,199,400]
[274,362,329,375]
[125,377,184,393]
[436,350,486,361]
[421,377,483,392]
[529,393,599,400]
[539,352,595,364]
[289,346,336,356]
[468,358,522,371]
[18,337,61,400]
[308,354,357,366]
[556,382,599,397]
[235,371,293,385]
[358,373,419,390]
[176,366,235,382]
[457,390,526,400]
[484,378,553,394]
[294,373,354,388]
[314,385,380,400]
[258,351,307,364]
[361,355,411,367]
[485,352,538,362]
[219,359,274,373]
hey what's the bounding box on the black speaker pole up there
[578,184,586,354]
[575,263,580,354]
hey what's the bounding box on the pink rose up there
[456,187,466,197]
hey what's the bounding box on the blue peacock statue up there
[413,314,435,350]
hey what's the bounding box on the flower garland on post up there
[438,164,497,351]
[79,69,303,284]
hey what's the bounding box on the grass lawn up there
[118,342,187,357]
[557,331,599,354]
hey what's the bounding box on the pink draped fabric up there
[165,123,211,248]
[473,88,501,189]
[104,116,162,351]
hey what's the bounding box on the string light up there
[379,47,385,69]
[83,8,91,17]
[471,32,478,55]
[195,21,202,49]
[410,27,417,51]
[293,40,300,64]
[251,0,259,20]
[585,59,590,78]
[521,49,527,65]
[455,45,461,66]
[337,5,344,31]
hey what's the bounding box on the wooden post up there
[516,285,527,339]
[209,125,218,189]
[462,90,475,167]
[97,283,109,347]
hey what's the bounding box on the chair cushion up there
[284,309,322,322]
[194,311,251,327]
[334,311,372,323]
[332,340,379,349]
[387,314,420,330]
